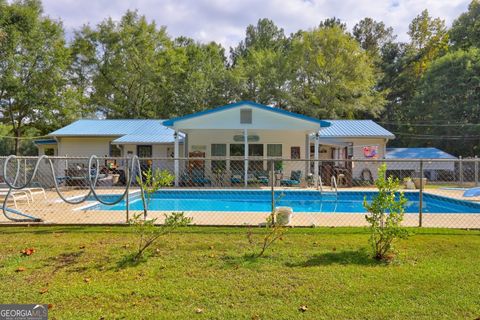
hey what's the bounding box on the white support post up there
[174,130,179,187]
[244,128,248,187]
[305,134,310,175]
[314,133,319,189]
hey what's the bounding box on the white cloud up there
[42,0,470,48]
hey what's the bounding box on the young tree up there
[363,164,408,261]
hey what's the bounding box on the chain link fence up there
[0,156,479,228]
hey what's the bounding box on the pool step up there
[321,191,338,201]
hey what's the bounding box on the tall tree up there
[0,0,74,154]
[287,25,384,119]
[450,0,480,50]
[72,11,172,118]
[319,17,347,31]
[353,18,396,58]
[411,48,480,155]
[379,9,449,134]
[165,37,230,116]
[229,19,290,106]
[74,11,230,119]
[230,18,287,65]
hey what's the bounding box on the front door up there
[137,145,153,177]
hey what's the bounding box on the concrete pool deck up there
[0,187,479,228]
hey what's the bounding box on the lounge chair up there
[280,170,302,186]
[255,170,270,185]
[230,172,269,185]
[464,187,480,197]
[0,182,46,201]
[181,169,211,186]
[0,190,30,208]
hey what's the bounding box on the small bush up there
[129,168,191,261]
[363,164,409,261]
[247,193,288,258]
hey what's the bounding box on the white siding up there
[58,137,114,157]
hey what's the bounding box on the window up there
[230,144,244,172]
[230,144,244,156]
[249,144,264,171]
[267,144,282,157]
[110,144,122,157]
[211,144,226,173]
[211,144,226,156]
[44,148,55,156]
[240,109,252,124]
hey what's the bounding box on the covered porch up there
[163,101,331,187]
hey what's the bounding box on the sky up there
[41,0,471,48]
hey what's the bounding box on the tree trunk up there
[13,127,20,156]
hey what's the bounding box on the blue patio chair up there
[180,169,211,186]
[280,170,302,186]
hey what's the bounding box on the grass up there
[0,226,479,319]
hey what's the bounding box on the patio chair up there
[280,170,302,186]
[0,190,30,208]
[254,170,269,185]
[182,169,211,187]
[0,182,46,201]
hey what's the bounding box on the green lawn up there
[0,226,479,319]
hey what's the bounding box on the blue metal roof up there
[34,139,57,145]
[49,119,178,144]
[386,148,457,159]
[112,122,182,144]
[320,120,394,138]
[163,101,331,127]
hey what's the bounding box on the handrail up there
[330,176,338,193]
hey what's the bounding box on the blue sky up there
[42,0,470,48]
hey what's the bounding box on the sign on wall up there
[233,135,260,142]
[363,146,378,159]
[191,145,207,152]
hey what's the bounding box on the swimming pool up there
[86,190,480,214]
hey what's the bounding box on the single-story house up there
[386,147,457,181]
[36,101,395,186]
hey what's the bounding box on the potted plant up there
[275,206,293,225]
[274,161,283,180]
[403,177,415,189]
[413,176,427,189]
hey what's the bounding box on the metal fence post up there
[459,156,463,186]
[126,158,130,224]
[419,160,424,227]
[270,160,275,223]
[475,156,479,187]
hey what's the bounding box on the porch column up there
[305,134,310,175]
[244,128,248,187]
[174,130,179,187]
[314,132,319,189]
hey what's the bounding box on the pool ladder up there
[319,176,338,201]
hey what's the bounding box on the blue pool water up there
[86,190,480,214]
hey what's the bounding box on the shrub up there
[363,164,409,261]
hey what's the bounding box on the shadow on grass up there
[114,253,147,270]
[286,249,381,267]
